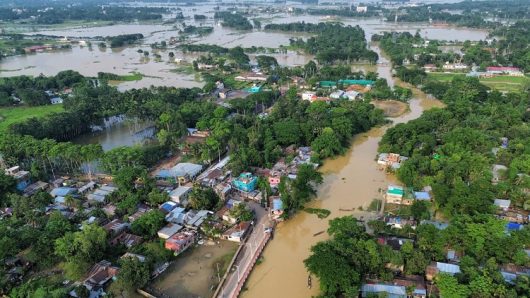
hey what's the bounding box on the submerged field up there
[427,72,530,93]
[0,104,63,133]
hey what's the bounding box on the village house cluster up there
[300,79,374,103]
[364,136,530,297]
[0,139,323,295]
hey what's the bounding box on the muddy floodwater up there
[242,48,445,297]
[152,241,238,298]
[0,3,475,295]
[1,5,488,90]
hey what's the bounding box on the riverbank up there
[371,100,409,117]
[241,43,445,296]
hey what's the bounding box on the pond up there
[72,118,155,152]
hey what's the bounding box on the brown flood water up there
[242,52,445,297]
[152,240,238,298]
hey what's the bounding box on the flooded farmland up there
[1,4,488,90]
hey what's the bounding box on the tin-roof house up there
[222,221,251,242]
[426,262,460,281]
[386,185,405,204]
[165,230,196,256]
[494,199,511,211]
[157,223,183,239]
[4,166,30,191]
[155,163,203,184]
[83,260,119,291]
[361,283,406,298]
[169,186,192,207]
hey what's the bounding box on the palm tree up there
[65,195,75,210]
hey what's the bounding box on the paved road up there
[217,202,270,298]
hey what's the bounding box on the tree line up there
[0,5,167,24]
[265,22,378,64]
[214,11,253,30]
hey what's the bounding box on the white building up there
[356,6,368,13]
[157,223,183,239]
[169,186,192,206]
[301,91,317,101]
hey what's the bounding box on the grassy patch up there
[427,72,465,82]
[384,203,412,217]
[304,207,331,219]
[118,72,143,81]
[0,104,63,133]
[213,247,237,279]
[255,256,264,265]
[371,100,409,117]
[171,64,195,75]
[428,72,530,93]
[368,199,383,212]
[479,75,530,93]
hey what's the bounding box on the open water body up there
[0,5,487,91]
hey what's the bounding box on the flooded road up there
[241,48,444,297]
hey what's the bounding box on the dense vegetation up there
[307,214,530,297]
[180,25,213,36]
[375,31,530,93]
[0,70,84,106]
[264,22,378,64]
[384,0,530,28]
[228,89,384,170]
[214,11,253,30]
[373,32,460,67]
[492,21,530,72]
[306,37,530,297]
[306,8,379,18]
[106,33,144,48]
[0,5,167,24]
[381,76,530,215]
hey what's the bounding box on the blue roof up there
[420,220,449,230]
[413,289,427,295]
[156,163,202,179]
[501,271,518,284]
[50,187,77,197]
[506,222,523,231]
[436,262,460,275]
[414,191,430,200]
[272,198,283,211]
[160,201,177,212]
[361,284,406,297]
[226,199,237,208]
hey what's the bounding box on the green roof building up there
[387,185,404,197]
[247,85,262,93]
[319,81,337,88]
[338,79,375,86]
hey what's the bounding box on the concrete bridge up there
[214,204,272,298]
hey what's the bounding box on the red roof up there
[486,66,520,72]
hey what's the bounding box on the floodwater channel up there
[241,45,445,297]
